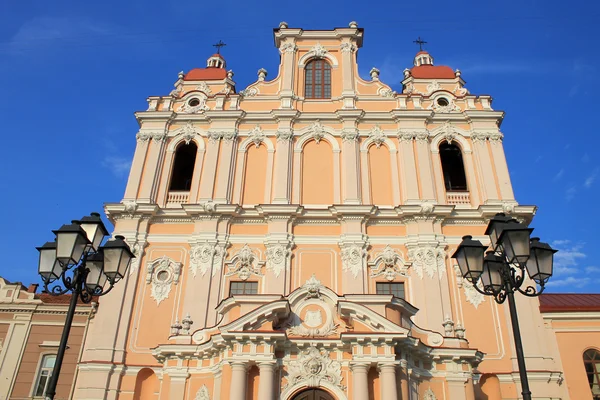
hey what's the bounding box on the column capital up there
[257,361,277,369]
[230,360,250,370]
[377,362,398,372]
[349,362,370,372]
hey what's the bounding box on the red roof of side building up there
[539,293,600,313]
[183,68,227,81]
[411,65,455,79]
[35,293,94,306]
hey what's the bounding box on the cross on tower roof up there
[413,37,427,51]
[213,40,226,54]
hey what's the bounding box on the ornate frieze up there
[407,245,446,279]
[429,98,461,113]
[368,245,410,281]
[248,125,266,147]
[146,256,182,305]
[471,131,504,143]
[189,241,226,277]
[340,42,357,53]
[340,128,359,142]
[368,125,386,148]
[206,130,238,143]
[265,242,292,278]
[225,244,264,280]
[136,131,166,142]
[279,42,297,54]
[340,244,367,278]
[276,130,293,142]
[284,347,345,390]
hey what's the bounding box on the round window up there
[188,98,200,107]
[437,97,449,107]
[156,270,169,282]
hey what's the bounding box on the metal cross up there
[413,37,427,51]
[213,40,227,54]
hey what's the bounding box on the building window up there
[376,282,405,299]
[584,349,600,398]
[439,142,468,191]
[230,281,258,295]
[33,354,56,397]
[305,59,331,99]
[169,142,198,191]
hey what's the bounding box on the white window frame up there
[31,353,56,398]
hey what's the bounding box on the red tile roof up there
[184,68,227,81]
[411,65,455,79]
[36,293,94,306]
[539,293,600,313]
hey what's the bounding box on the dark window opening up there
[169,142,197,191]
[230,281,258,295]
[376,282,405,299]
[437,97,449,106]
[440,142,468,191]
[584,349,600,399]
[305,59,332,99]
[188,98,200,107]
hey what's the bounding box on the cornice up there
[134,111,176,126]
[204,110,246,120]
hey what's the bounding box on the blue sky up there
[0,0,598,292]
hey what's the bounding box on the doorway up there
[291,388,335,400]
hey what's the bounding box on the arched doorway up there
[292,388,336,400]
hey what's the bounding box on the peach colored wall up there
[553,330,599,399]
[133,368,159,400]
[242,144,268,205]
[301,140,334,204]
[368,144,393,206]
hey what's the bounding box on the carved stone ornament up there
[438,121,459,144]
[189,242,225,277]
[369,125,386,148]
[257,68,268,81]
[423,388,437,400]
[240,87,258,97]
[420,201,435,215]
[429,98,461,114]
[472,131,504,144]
[128,239,147,276]
[279,42,297,54]
[178,93,209,113]
[207,130,222,143]
[248,125,266,147]
[426,81,441,95]
[340,42,357,53]
[225,244,264,281]
[266,243,292,278]
[287,313,338,338]
[123,200,138,215]
[276,130,293,142]
[369,245,410,281]
[310,42,328,59]
[378,87,396,98]
[284,347,345,390]
[195,385,210,400]
[136,131,166,142]
[169,86,182,98]
[341,128,358,142]
[408,246,446,279]
[146,256,182,305]
[341,244,367,278]
[310,120,326,144]
[463,278,485,309]
[196,82,212,95]
[303,274,325,301]
[177,121,201,144]
[453,83,468,96]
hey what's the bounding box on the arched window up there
[169,142,197,191]
[584,349,600,398]
[305,59,331,99]
[440,142,468,191]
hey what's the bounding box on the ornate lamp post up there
[452,213,557,400]
[36,212,134,400]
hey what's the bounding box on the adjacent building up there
[69,22,600,400]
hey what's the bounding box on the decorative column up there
[398,360,410,400]
[271,110,298,204]
[379,363,398,400]
[472,136,499,203]
[257,362,276,400]
[199,134,221,202]
[123,135,150,201]
[414,131,436,201]
[138,134,166,203]
[350,363,369,400]
[214,131,238,203]
[229,361,249,400]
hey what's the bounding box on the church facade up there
[72,23,590,399]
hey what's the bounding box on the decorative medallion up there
[340,42,357,53]
[276,130,293,142]
[341,244,367,278]
[340,128,358,142]
[189,242,225,277]
[310,120,326,144]
[279,42,297,54]
[284,347,345,390]
[368,245,410,281]
[266,243,292,278]
[248,125,266,147]
[225,244,264,280]
[310,43,328,59]
[178,94,209,113]
[369,125,386,148]
[195,385,210,400]
[177,121,201,144]
[408,246,446,279]
[303,274,324,300]
[429,98,461,114]
[378,87,396,98]
[196,82,212,95]
[146,256,182,305]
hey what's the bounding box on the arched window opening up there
[584,349,600,398]
[169,142,197,191]
[305,59,331,99]
[440,142,468,191]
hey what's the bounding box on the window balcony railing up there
[166,191,189,207]
[446,191,471,206]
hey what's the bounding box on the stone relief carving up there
[426,81,441,95]
[471,131,504,143]
[341,244,367,278]
[310,120,326,144]
[196,82,212,95]
[303,274,324,301]
[287,314,338,338]
[453,83,468,96]
[128,240,147,276]
[341,128,359,142]
[340,42,357,53]
[240,87,258,97]
[248,125,266,147]
[266,243,292,278]
[195,385,210,400]
[189,242,225,277]
[408,246,446,279]
[368,125,386,148]
[310,42,328,58]
[176,121,201,144]
[429,98,461,113]
[463,278,485,308]
[178,93,210,113]
[284,347,345,390]
[423,388,437,400]
[123,200,138,215]
[225,244,264,280]
[276,130,293,142]
[136,131,166,142]
[146,256,182,305]
[207,130,237,143]
[368,245,410,281]
[378,87,396,98]
[279,42,297,54]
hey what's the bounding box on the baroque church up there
[71,23,599,400]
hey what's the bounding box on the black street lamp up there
[36,212,134,400]
[452,213,557,400]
